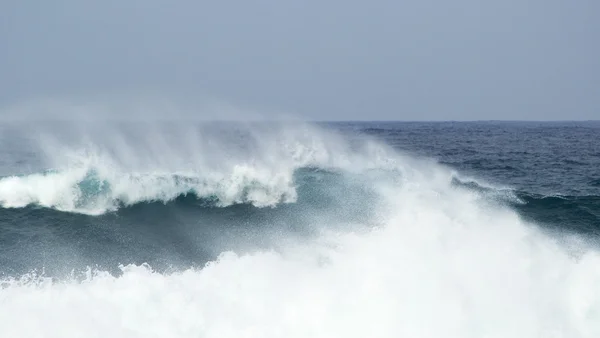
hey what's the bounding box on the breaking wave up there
[0,166,301,214]
[1,121,600,337]
[0,123,402,214]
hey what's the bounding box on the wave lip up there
[0,165,299,215]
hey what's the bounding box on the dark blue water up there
[0,121,599,278]
[338,121,600,235]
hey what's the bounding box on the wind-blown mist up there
[0,122,387,214]
[0,120,599,337]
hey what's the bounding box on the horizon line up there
[1,118,599,123]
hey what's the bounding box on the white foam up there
[1,175,600,337]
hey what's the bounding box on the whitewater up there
[1,121,599,337]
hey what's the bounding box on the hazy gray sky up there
[1,0,598,120]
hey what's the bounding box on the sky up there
[1,0,598,121]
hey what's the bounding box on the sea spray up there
[0,122,403,214]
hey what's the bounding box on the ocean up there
[0,120,599,337]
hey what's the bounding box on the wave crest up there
[0,122,402,214]
[0,166,299,214]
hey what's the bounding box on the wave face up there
[1,121,600,337]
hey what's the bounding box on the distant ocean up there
[1,121,599,337]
